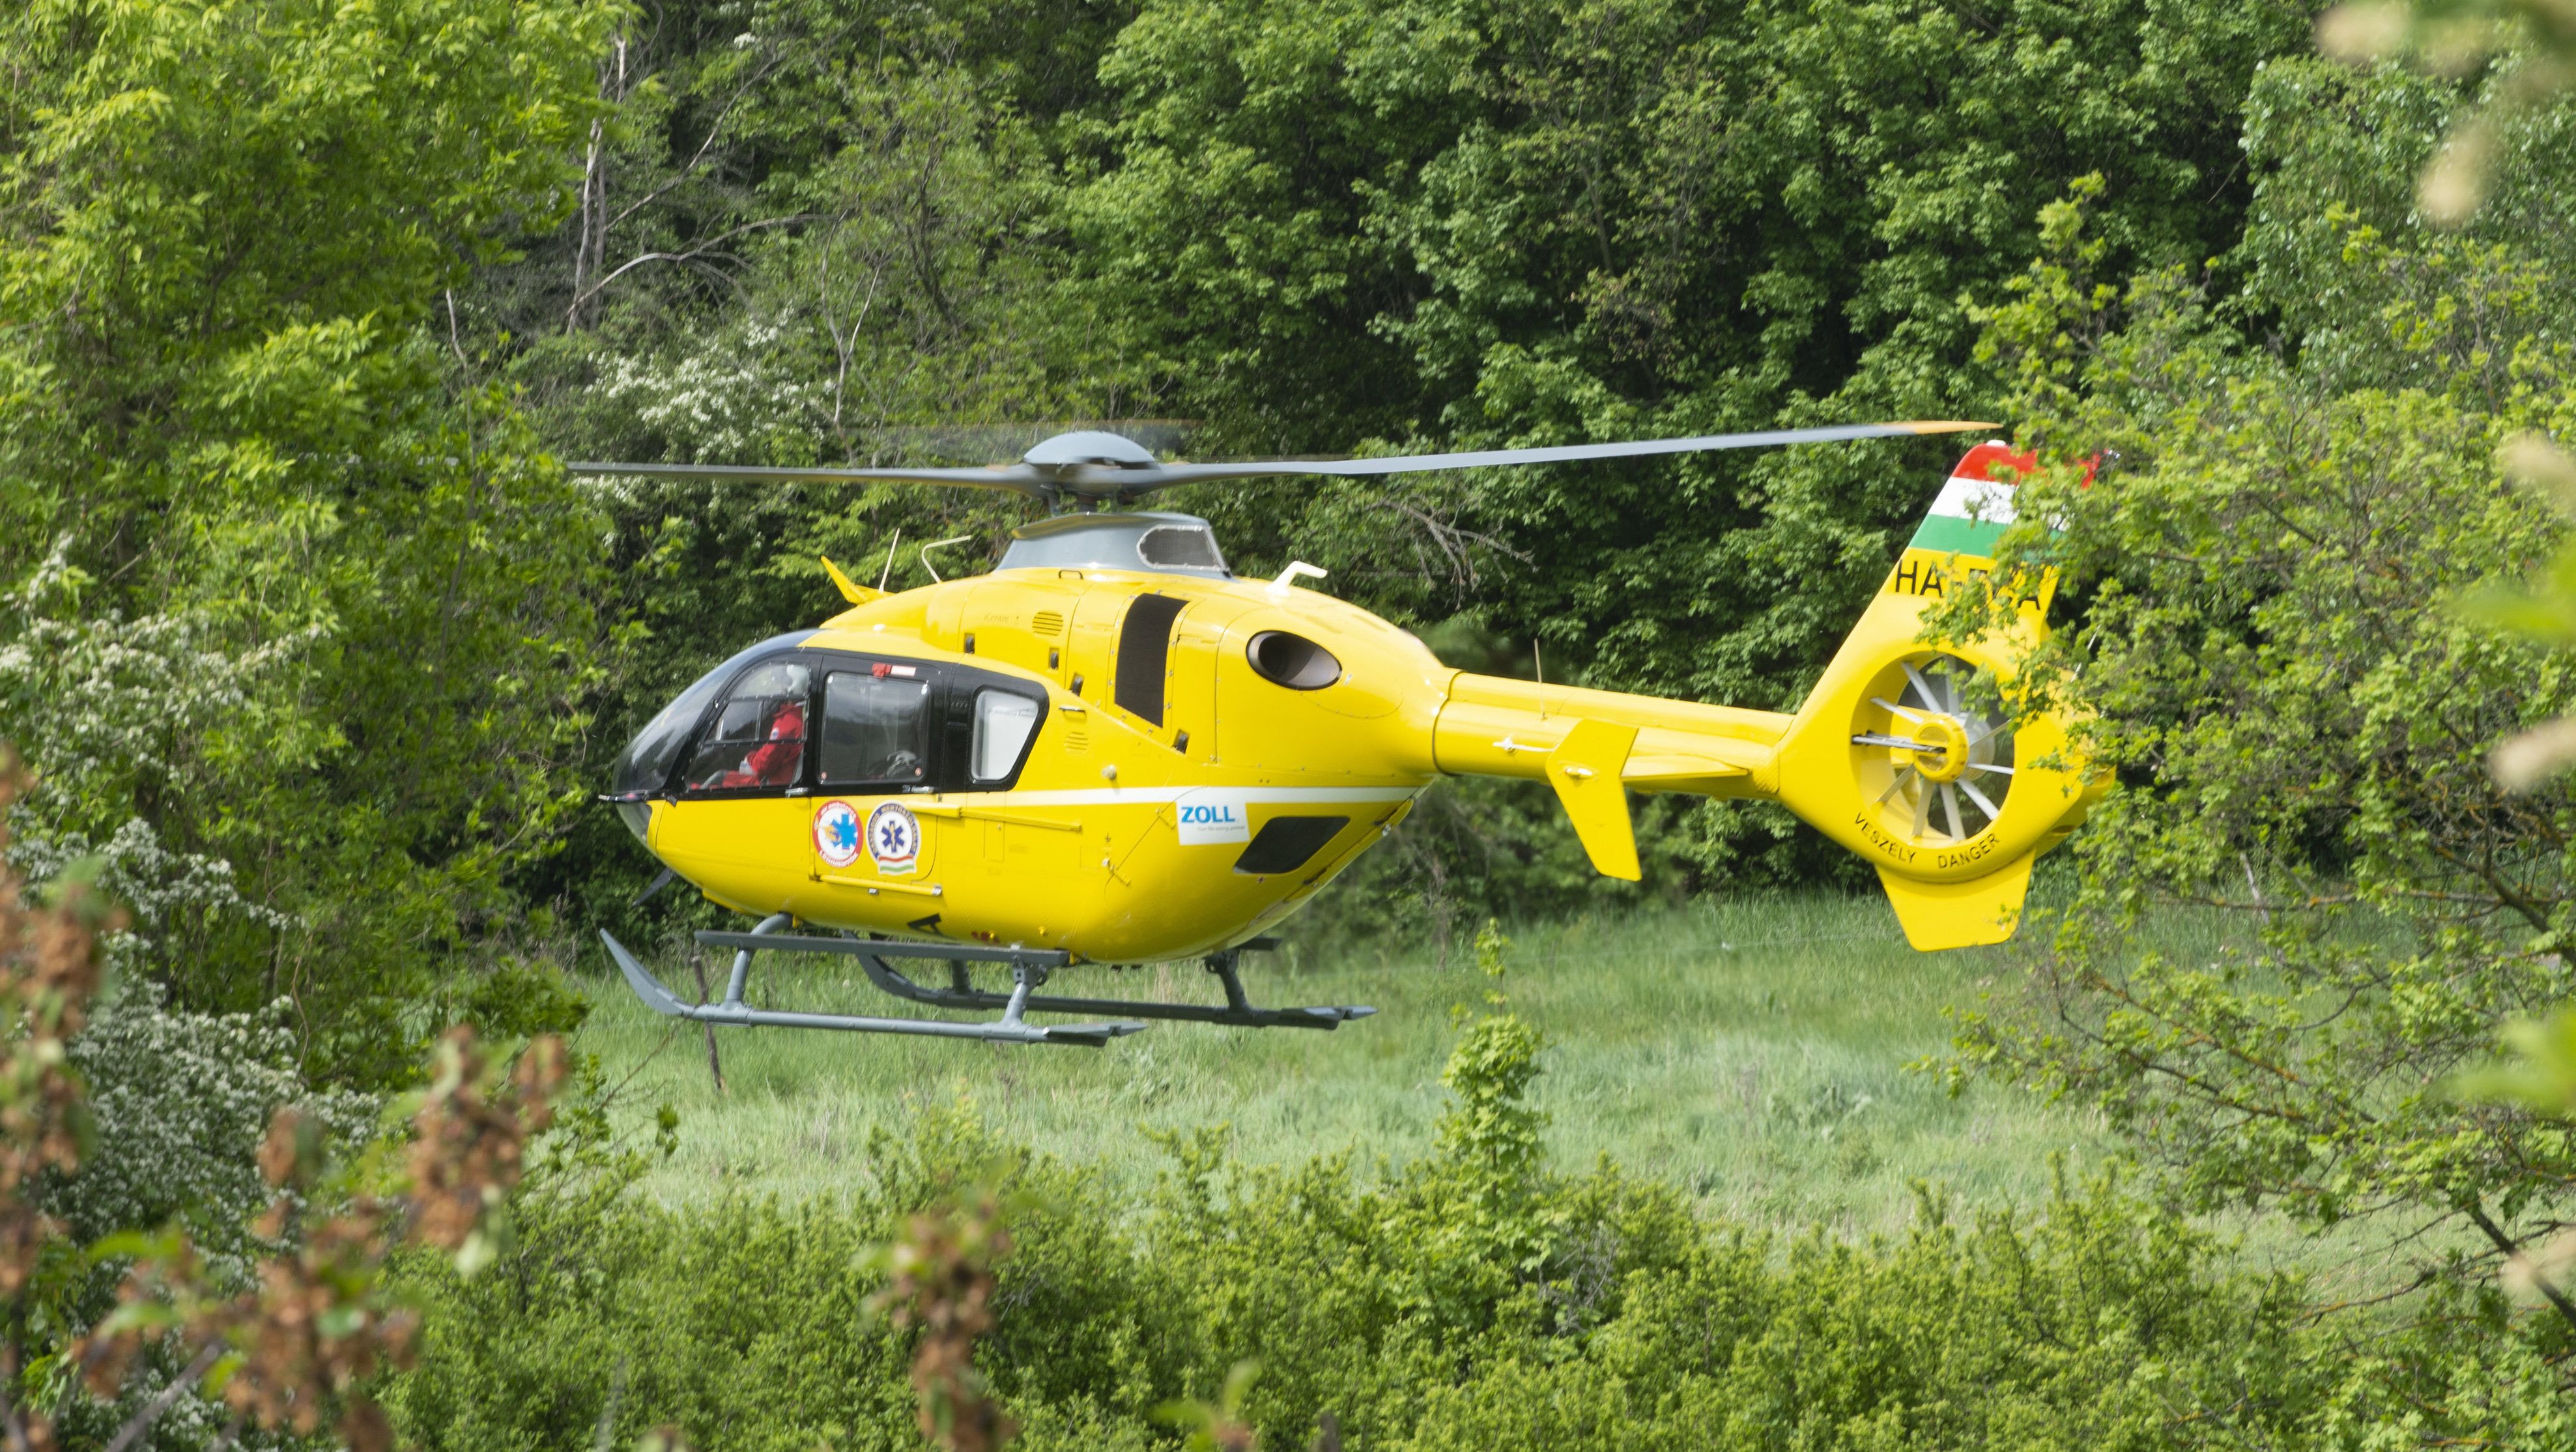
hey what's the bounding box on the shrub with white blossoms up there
[594,315,823,466]
[42,991,380,1443]
[45,986,379,1274]
[0,538,318,975]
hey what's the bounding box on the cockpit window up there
[820,671,931,787]
[682,660,810,792]
[609,631,814,797]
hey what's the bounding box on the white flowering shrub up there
[0,540,317,973]
[0,540,329,823]
[45,987,379,1271]
[33,991,378,1451]
[594,315,823,464]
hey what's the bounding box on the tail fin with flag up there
[1764,441,2098,949]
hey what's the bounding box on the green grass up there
[577,891,2113,1236]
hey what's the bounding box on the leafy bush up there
[1926,56,2576,1362]
[383,1017,2315,1451]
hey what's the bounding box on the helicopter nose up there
[605,631,819,810]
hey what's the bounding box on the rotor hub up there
[1903,716,1970,782]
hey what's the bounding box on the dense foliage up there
[20,0,2576,1443]
[388,1019,2335,1452]
[1928,44,2576,1410]
[0,0,625,1082]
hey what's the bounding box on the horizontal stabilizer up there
[1876,855,2033,950]
[1622,752,1751,794]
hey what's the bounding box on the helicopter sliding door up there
[810,664,941,889]
[803,657,1055,910]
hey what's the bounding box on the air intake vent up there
[1116,595,1186,725]
[1246,631,1341,690]
[1032,610,1064,636]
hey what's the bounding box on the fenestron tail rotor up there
[566,420,1997,510]
[1852,653,2016,847]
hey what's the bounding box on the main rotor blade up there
[1141,420,1996,488]
[565,419,1997,505]
[565,459,1053,499]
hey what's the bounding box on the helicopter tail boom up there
[1426,440,2097,949]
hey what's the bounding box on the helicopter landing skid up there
[799,937,1376,1032]
[597,917,1375,1047]
[600,917,1139,1047]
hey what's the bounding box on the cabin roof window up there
[997,511,1230,579]
[1139,524,1224,570]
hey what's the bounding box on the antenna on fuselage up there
[878,528,902,592]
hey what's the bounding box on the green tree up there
[1942,66,2576,1388]
[1076,0,2313,697]
[0,0,623,1082]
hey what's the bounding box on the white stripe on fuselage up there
[902,786,1424,809]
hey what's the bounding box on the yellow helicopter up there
[579,423,2097,1046]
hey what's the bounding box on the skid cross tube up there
[689,930,1375,1031]
[598,930,1141,1047]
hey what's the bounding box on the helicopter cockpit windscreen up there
[683,660,812,791]
[608,631,815,797]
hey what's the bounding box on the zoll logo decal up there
[1173,790,1252,846]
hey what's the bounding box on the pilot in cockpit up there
[689,661,810,790]
[717,698,805,788]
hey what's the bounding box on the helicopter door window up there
[969,690,1042,782]
[681,660,811,792]
[820,672,932,788]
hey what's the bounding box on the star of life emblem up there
[866,801,921,875]
[813,801,863,868]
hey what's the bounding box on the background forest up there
[12,0,2576,1445]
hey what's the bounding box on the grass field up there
[575,890,2120,1237]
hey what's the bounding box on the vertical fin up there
[1547,719,1640,880]
[1875,854,2033,950]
